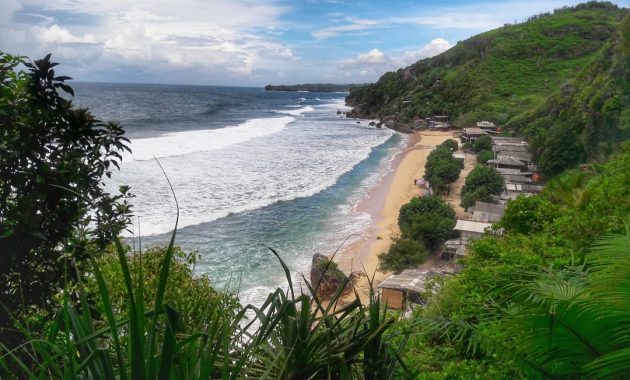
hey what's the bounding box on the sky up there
[0,0,627,86]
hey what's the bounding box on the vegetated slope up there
[346,2,626,129]
[515,12,630,176]
[264,83,366,92]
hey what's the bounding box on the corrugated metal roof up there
[378,269,434,293]
[454,219,492,233]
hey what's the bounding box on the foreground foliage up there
[0,229,410,379]
[0,52,131,347]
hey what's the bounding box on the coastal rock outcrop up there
[310,254,352,299]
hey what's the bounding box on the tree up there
[424,146,462,194]
[472,135,492,153]
[477,149,494,164]
[399,196,456,249]
[407,213,457,250]
[497,195,560,234]
[440,139,459,151]
[460,165,504,209]
[379,238,427,274]
[0,53,131,339]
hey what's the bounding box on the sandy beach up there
[335,130,461,303]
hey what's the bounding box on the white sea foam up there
[274,105,314,116]
[126,116,294,161]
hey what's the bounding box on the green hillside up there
[347,2,628,175]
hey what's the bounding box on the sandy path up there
[334,130,454,304]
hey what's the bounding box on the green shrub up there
[407,213,456,250]
[399,197,456,239]
[460,166,505,209]
[472,135,493,153]
[497,195,560,234]
[424,147,463,194]
[440,139,459,151]
[477,149,495,164]
[379,239,427,274]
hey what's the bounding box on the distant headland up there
[264,83,368,92]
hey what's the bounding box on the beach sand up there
[335,130,458,304]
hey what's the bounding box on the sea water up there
[72,82,403,306]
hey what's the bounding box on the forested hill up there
[264,83,366,92]
[346,2,629,176]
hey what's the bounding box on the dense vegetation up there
[264,83,366,92]
[347,2,629,176]
[380,196,455,273]
[400,147,630,378]
[0,53,132,346]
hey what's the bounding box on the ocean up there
[72,82,404,306]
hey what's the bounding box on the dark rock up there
[369,121,376,126]
[310,254,352,299]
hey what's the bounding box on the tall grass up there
[1,211,409,379]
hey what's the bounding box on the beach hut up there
[467,201,505,223]
[453,219,493,243]
[378,269,433,310]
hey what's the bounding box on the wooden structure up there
[378,269,434,310]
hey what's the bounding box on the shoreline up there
[334,130,455,303]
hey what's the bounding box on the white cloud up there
[338,38,453,79]
[1,0,297,84]
[32,24,96,44]
[312,17,381,39]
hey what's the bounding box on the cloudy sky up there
[0,0,623,86]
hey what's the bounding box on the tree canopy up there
[0,53,132,340]
[460,165,505,209]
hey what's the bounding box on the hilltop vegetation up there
[347,2,629,175]
[264,83,366,92]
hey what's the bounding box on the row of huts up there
[378,121,543,311]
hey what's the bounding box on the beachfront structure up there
[460,128,490,144]
[426,115,450,130]
[453,219,493,242]
[467,201,505,223]
[476,121,498,131]
[378,269,436,310]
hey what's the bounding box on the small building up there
[477,120,497,129]
[487,156,527,170]
[378,270,435,310]
[460,128,490,144]
[426,115,450,130]
[467,201,505,223]
[453,219,493,242]
[505,182,544,194]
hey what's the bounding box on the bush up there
[477,149,495,164]
[87,245,239,330]
[472,135,493,153]
[440,139,459,151]
[379,239,427,274]
[406,213,457,250]
[497,195,560,234]
[398,196,456,237]
[424,147,463,194]
[460,165,505,209]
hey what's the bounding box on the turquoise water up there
[72,83,404,306]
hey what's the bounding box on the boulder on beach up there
[310,254,352,299]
